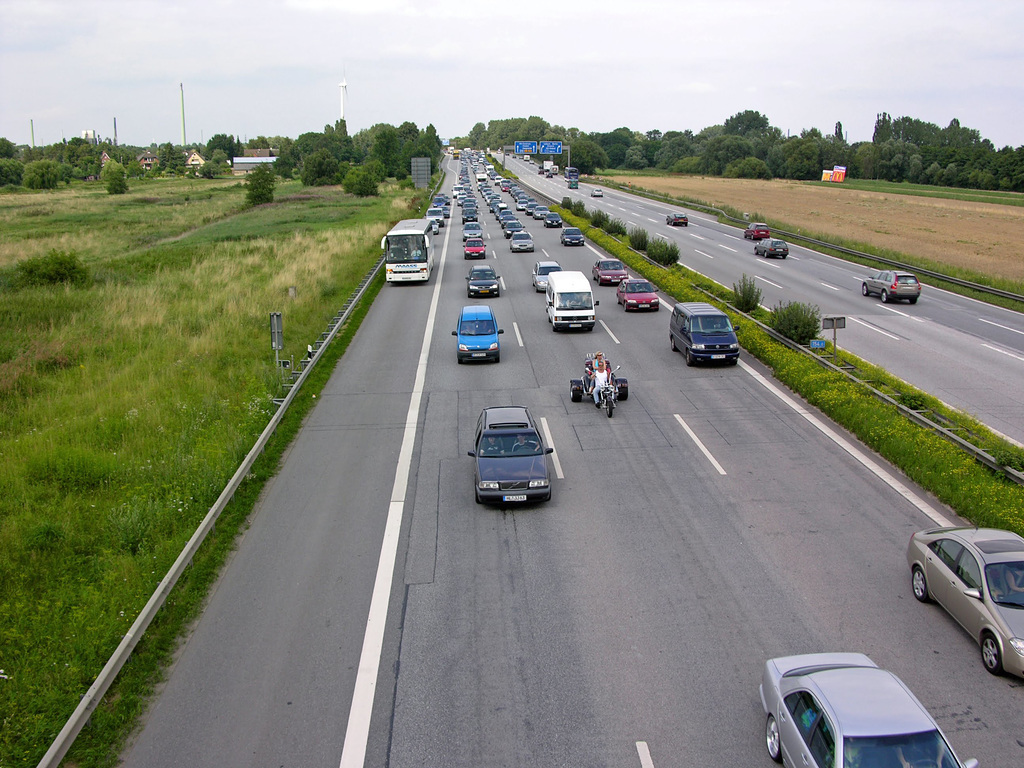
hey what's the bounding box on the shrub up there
[343,167,379,197]
[628,227,649,252]
[604,218,627,236]
[15,250,91,288]
[769,301,821,345]
[570,200,588,218]
[0,157,23,186]
[301,149,340,186]
[23,159,60,190]
[732,273,762,312]
[590,209,610,228]
[245,164,276,206]
[102,160,129,194]
[561,196,573,209]
[724,157,772,179]
[647,238,680,266]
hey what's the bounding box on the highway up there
[500,154,1024,448]
[118,157,1023,768]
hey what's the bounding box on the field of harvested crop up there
[602,175,1024,283]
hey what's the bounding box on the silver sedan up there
[907,525,1024,678]
[760,652,977,768]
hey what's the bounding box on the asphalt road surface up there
[119,158,1023,768]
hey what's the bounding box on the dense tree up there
[569,140,608,174]
[0,158,23,186]
[244,163,276,206]
[102,160,129,194]
[343,166,378,196]
[370,126,401,177]
[23,159,60,189]
[207,133,241,160]
[301,149,340,186]
[723,110,771,138]
[701,135,754,175]
[0,137,16,158]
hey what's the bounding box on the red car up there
[592,258,628,285]
[616,278,660,311]
[743,223,770,240]
[666,212,688,227]
[463,237,486,259]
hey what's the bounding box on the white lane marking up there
[499,277,507,291]
[586,244,603,257]
[339,208,452,768]
[820,282,840,291]
[628,221,639,228]
[762,260,783,270]
[716,243,738,253]
[541,247,551,258]
[755,275,784,290]
[599,319,621,344]
[637,741,655,768]
[737,360,951,526]
[513,321,524,347]
[979,317,1024,336]
[850,316,900,340]
[982,343,1024,363]
[879,304,909,317]
[646,217,658,223]
[689,232,706,240]
[695,249,714,259]
[674,415,727,475]
[539,417,564,479]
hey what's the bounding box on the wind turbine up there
[339,74,348,122]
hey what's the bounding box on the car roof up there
[481,405,533,430]
[536,261,560,268]
[805,666,937,737]
[675,302,726,316]
[926,526,1024,560]
[460,305,495,320]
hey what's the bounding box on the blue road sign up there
[539,140,563,155]
[809,339,827,349]
[514,141,538,154]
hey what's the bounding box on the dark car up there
[616,278,660,311]
[560,227,585,246]
[666,212,688,226]
[466,264,500,298]
[544,212,563,228]
[461,208,479,224]
[592,258,629,285]
[467,406,554,504]
[463,237,486,259]
[862,270,922,304]
[744,222,770,239]
[503,220,525,238]
[754,238,789,259]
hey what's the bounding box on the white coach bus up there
[382,219,435,283]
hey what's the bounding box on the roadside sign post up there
[270,311,284,373]
[514,140,538,155]
[821,316,846,365]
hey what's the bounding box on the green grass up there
[0,176,424,766]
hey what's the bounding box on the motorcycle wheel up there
[606,398,614,418]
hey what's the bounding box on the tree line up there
[456,112,1024,191]
[0,120,445,197]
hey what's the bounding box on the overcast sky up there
[2,0,1021,150]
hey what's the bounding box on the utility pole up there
[180,83,186,146]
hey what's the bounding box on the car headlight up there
[488,342,498,350]
[1009,637,1024,656]
[529,479,549,488]
[729,343,739,350]
[479,481,499,490]
[626,299,637,305]
[458,343,469,351]
[692,344,706,350]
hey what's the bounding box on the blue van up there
[453,305,504,363]
[669,302,740,365]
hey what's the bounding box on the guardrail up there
[37,170,451,767]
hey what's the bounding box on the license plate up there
[479,289,491,293]
[569,323,581,328]
[711,354,725,359]
[503,494,527,502]
[639,304,650,308]
[472,352,486,358]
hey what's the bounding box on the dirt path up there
[602,175,1024,282]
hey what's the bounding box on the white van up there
[546,270,598,331]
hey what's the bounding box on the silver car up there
[862,270,922,304]
[907,526,1024,678]
[510,232,534,253]
[760,652,977,768]
[532,260,562,292]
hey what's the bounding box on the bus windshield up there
[386,234,427,263]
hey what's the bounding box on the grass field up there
[600,173,1024,285]
[0,177,423,766]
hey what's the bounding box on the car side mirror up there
[964,588,983,601]
[545,448,554,455]
[452,330,457,336]
[467,450,476,457]
[498,329,504,334]
[594,300,600,306]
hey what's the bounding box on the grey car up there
[907,525,1024,677]
[760,652,978,768]
[532,260,562,292]
[467,406,553,504]
[510,231,534,252]
[862,270,922,303]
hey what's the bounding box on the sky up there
[1,0,1022,150]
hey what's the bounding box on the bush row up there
[550,203,1024,537]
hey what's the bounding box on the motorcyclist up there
[590,359,612,407]
[584,351,610,391]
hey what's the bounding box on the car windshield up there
[693,315,733,333]
[466,239,483,248]
[513,233,531,241]
[556,291,593,310]
[843,730,959,768]
[986,561,1024,606]
[564,228,581,236]
[471,268,496,279]
[624,282,653,293]
[601,261,624,270]
[460,319,496,336]
[478,432,542,457]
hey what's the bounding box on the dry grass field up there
[602,175,1024,283]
